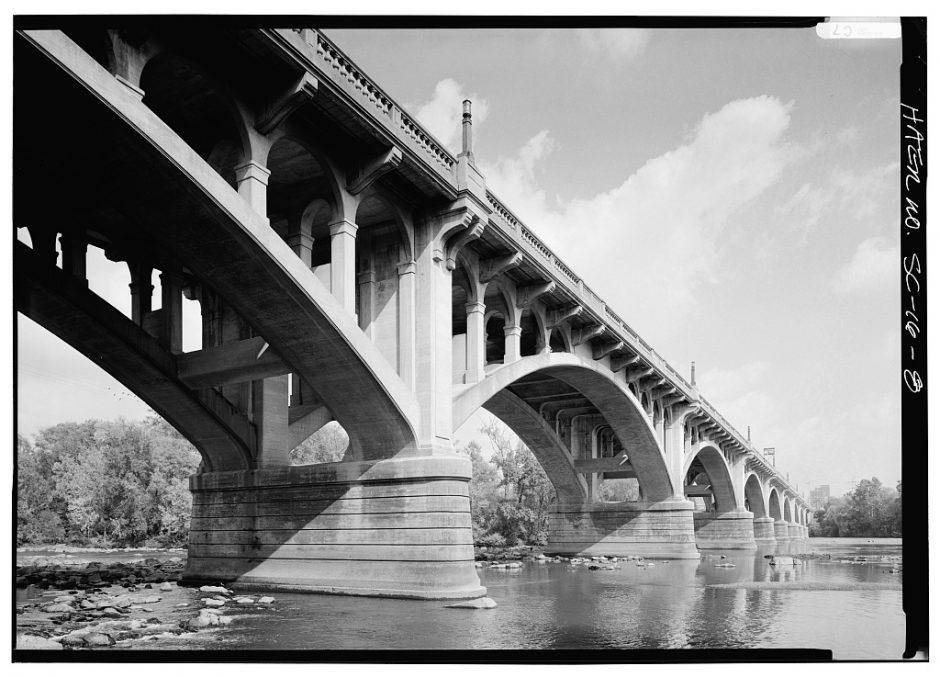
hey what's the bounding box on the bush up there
[476,532,507,547]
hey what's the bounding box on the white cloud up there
[831,236,898,293]
[830,162,900,218]
[576,29,651,61]
[775,182,834,246]
[482,96,797,335]
[412,79,490,153]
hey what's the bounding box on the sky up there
[14,21,904,499]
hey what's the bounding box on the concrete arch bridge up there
[15,26,809,599]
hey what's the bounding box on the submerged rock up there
[445,597,498,610]
[258,596,275,605]
[17,634,63,650]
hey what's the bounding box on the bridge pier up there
[773,519,791,544]
[692,509,758,550]
[545,498,701,559]
[752,516,777,547]
[182,455,486,599]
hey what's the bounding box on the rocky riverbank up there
[15,556,279,650]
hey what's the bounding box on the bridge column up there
[235,161,271,219]
[357,269,375,338]
[60,232,87,284]
[286,222,314,267]
[397,260,416,388]
[788,521,802,544]
[329,219,358,315]
[159,268,184,354]
[128,262,153,326]
[464,300,485,382]
[503,322,522,364]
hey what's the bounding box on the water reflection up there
[20,539,903,657]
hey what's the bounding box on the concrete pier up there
[773,520,791,543]
[183,456,485,599]
[752,516,777,547]
[546,498,701,559]
[692,509,758,550]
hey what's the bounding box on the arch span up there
[743,473,767,518]
[768,488,782,520]
[454,352,673,501]
[783,497,793,523]
[683,443,737,513]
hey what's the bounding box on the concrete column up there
[693,508,757,550]
[60,233,87,284]
[504,323,522,363]
[160,269,184,354]
[773,520,791,542]
[329,219,358,314]
[412,219,455,452]
[464,301,486,383]
[128,263,153,326]
[251,375,290,467]
[357,270,375,338]
[286,227,314,268]
[397,260,416,389]
[235,161,271,217]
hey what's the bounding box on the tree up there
[290,421,349,465]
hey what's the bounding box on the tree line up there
[810,477,902,538]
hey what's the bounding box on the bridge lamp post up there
[763,447,775,467]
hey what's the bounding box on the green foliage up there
[459,418,557,547]
[289,421,349,465]
[808,477,901,537]
[17,417,201,548]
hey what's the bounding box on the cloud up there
[482,95,797,336]
[831,236,898,293]
[774,182,834,246]
[411,79,490,153]
[576,29,651,61]
[830,162,900,218]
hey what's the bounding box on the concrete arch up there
[783,497,792,522]
[482,390,588,503]
[265,126,350,223]
[683,442,737,513]
[357,186,416,264]
[548,325,572,354]
[768,487,782,520]
[139,51,251,182]
[453,351,674,501]
[744,473,767,518]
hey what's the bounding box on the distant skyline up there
[16,22,903,498]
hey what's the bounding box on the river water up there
[17,538,904,658]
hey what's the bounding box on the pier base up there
[753,516,777,547]
[182,455,486,600]
[692,509,758,550]
[546,498,701,559]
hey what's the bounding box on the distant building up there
[810,485,831,510]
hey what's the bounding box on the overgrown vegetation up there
[810,477,902,538]
[17,418,201,548]
[458,419,556,547]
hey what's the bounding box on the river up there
[16,538,904,658]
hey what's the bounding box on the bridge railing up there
[287,29,458,184]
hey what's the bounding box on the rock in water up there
[445,597,498,610]
[83,632,115,647]
[235,597,255,605]
[160,582,173,592]
[41,603,73,613]
[202,598,225,607]
[17,634,64,650]
[199,585,231,595]
[258,596,275,605]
